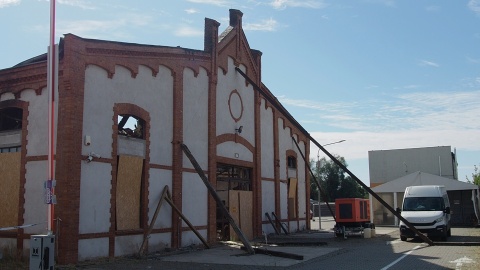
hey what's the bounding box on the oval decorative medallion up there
[228,89,243,122]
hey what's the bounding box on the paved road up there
[56,217,480,270]
[2,219,477,269]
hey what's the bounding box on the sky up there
[1,0,479,185]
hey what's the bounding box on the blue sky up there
[1,0,479,185]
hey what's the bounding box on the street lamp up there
[315,139,346,229]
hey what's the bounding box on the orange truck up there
[334,198,374,238]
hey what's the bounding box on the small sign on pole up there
[44,180,56,205]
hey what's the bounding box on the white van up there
[399,185,451,241]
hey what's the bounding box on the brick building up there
[0,9,311,264]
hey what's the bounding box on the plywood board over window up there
[0,152,21,228]
[228,190,253,240]
[116,155,143,230]
[288,178,297,219]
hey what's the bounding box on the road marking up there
[449,256,475,270]
[386,239,403,245]
[380,245,422,270]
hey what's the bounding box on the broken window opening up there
[0,108,22,132]
[118,114,145,139]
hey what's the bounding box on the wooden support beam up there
[139,186,169,255]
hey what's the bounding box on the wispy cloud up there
[425,5,440,12]
[306,90,480,164]
[174,25,204,37]
[56,14,154,39]
[0,0,20,8]
[187,0,231,7]
[466,56,480,64]
[269,0,328,10]
[244,18,278,31]
[57,0,96,10]
[279,90,480,135]
[468,0,480,14]
[419,60,439,67]
[185,8,199,14]
[365,0,396,8]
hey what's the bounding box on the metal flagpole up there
[46,0,57,234]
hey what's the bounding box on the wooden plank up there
[116,155,143,230]
[239,191,253,240]
[139,186,169,255]
[0,152,20,228]
[229,190,240,241]
[288,178,297,198]
[288,178,297,218]
[181,144,255,254]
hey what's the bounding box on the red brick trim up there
[216,133,254,154]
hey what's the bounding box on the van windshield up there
[403,197,444,211]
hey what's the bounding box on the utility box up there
[30,235,55,270]
[335,198,370,223]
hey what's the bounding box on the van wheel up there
[400,236,407,241]
[447,228,451,237]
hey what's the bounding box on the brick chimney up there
[229,9,243,27]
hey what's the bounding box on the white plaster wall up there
[0,130,21,147]
[148,169,172,229]
[183,67,209,169]
[118,136,146,157]
[289,221,298,232]
[181,172,208,226]
[295,136,307,219]
[181,230,207,247]
[20,88,55,157]
[78,238,109,261]
[83,65,173,164]
[0,92,15,101]
[148,232,171,252]
[261,181,275,234]
[217,141,253,162]
[260,99,274,179]
[216,58,255,147]
[277,118,292,180]
[261,180,275,217]
[280,182,288,219]
[79,162,112,234]
[114,235,144,257]
[23,161,49,235]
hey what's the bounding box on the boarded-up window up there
[228,190,253,241]
[0,152,21,228]
[288,178,297,218]
[116,155,143,230]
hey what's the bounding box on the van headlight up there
[435,217,444,223]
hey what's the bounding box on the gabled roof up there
[372,171,478,193]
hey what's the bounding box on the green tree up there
[466,164,480,186]
[310,155,367,202]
